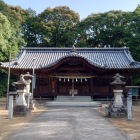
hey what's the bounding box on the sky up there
[3,0,140,20]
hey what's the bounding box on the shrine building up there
[1,46,140,99]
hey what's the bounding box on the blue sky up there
[3,0,140,20]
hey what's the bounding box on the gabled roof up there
[1,47,140,70]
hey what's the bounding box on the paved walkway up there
[4,107,130,140]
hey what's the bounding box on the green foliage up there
[21,6,80,47]
[132,75,140,86]
[0,0,26,96]
[0,70,7,97]
[134,4,140,14]
[125,10,140,62]
[0,0,26,60]
[38,6,80,47]
[77,10,130,48]
[22,8,42,47]
[0,13,11,61]
[0,70,17,97]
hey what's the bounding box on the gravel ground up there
[3,107,131,140]
[1,97,140,140]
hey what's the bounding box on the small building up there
[1,47,140,99]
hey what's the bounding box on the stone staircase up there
[56,96,92,102]
[46,96,102,107]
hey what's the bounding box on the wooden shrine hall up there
[1,46,140,99]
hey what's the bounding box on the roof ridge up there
[22,47,129,51]
[14,50,26,65]
[123,50,134,64]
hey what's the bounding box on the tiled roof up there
[1,47,140,70]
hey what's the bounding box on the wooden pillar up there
[51,78,55,96]
[90,78,93,95]
[36,76,40,97]
[54,78,57,97]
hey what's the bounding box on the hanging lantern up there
[81,79,82,82]
[59,78,61,81]
[68,78,69,82]
[76,78,78,82]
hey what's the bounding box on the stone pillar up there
[8,92,17,119]
[8,95,13,119]
[125,86,139,120]
[127,91,132,120]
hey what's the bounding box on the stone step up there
[56,96,91,102]
[45,101,102,107]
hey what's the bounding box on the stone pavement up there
[4,107,131,140]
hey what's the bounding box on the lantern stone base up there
[106,101,127,118]
[106,89,127,118]
[13,105,31,117]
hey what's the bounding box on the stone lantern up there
[111,73,126,107]
[13,74,30,116]
[106,73,127,118]
[24,72,33,108]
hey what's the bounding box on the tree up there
[0,13,11,60]
[38,6,80,47]
[0,13,11,96]
[0,1,26,96]
[0,0,26,60]
[125,5,140,61]
[77,11,130,48]
[22,8,44,47]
